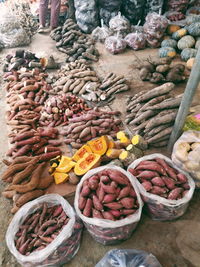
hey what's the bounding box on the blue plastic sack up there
[95,249,162,267]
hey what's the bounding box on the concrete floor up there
[0,33,200,267]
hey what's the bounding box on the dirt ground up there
[0,33,200,267]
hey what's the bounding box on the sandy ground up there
[0,33,200,267]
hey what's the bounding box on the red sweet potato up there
[151,177,165,187]
[136,162,166,175]
[101,183,116,194]
[83,198,92,217]
[150,186,167,195]
[81,185,91,197]
[177,173,187,184]
[109,210,121,218]
[104,202,123,210]
[137,170,159,179]
[141,181,152,191]
[102,211,115,220]
[162,176,176,190]
[103,194,117,203]
[120,197,135,209]
[78,196,87,210]
[93,195,104,211]
[117,186,130,200]
[92,209,103,219]
[168,188,183,200]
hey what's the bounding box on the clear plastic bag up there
[95,249,162,267]
[128,154,195,221]
[109,12,131,33]
[124,32,146,50]
[105,34,127,54]
[74,165,143,245]
[74,0,99,33]
[144,13,168,47]
[172,130,200,187]
[6,194,83,267]
[165,0,189,13]
[0,6,31,48]
[92,20,112,43]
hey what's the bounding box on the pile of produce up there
[51,60,129,102]
[3,50,58,72]
[14,203,76,255]
[49,133,144,184]
[40,94,90,127]
[126,82,183,147]
[61,108,122,148]
[138,57,185,83]
[5,68,50,133]
[129,157,190,200]
[1,156,54,213]
[78,168,139,220]
[164,0,189,22]
[172,131,200,184]
[50,19,99,63]
[7,127,61,159]
[159,21,200,65]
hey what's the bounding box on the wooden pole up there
[168,46,200,151]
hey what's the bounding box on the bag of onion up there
[74,165,143,245]
[128,153,195,221]
[6,194,83,267]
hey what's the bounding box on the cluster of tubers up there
[61,108,121,149]
[129,157,190,200]
[78,168,140,221]
[51,60,129,102]
[50,19,99,63]
[1,156,54,213]
[126,82,182,147]
[7,127,61,159]
[14,203,83,259]
[172,131,200,183]
[138,57,185,84]
[40,94,89,127]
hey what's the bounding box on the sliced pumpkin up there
[56,161,76,173]
[59,156,72,167]
[73,144,92,162]
[87,136,108,155]
[74,153,101,176]
[53,172,69,184]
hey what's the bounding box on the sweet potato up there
[168,188,183,200]
[137,170,159,179]
[12,157,39,184]
[101,183,116,194]
[81,185,91,197]
[103,194,117,203]
[78,196,87,210]
[83,198,92,217]
[104,202,123,210]
[141,181,153,191]
[16,190,43,207]
[38,151,61,161]
[120,197,135,209]
[151,177,165,187]
[136,162,166,176]
[177,173,187,184]
[92,209,103,219]
[16,136,41,147]
[162,177,176,190]
[12,145,32,159]
[93,195,104,211]
[150,186,167,195]
[117,186,130,200]
[102,211,115,220]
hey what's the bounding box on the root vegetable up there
[117,187,130,200]
[120,197,135,209]
[145,111,177,130]
[168,188,183,200]
[104,202,123,210]
[83,198,92,217]
[103,194,117,203]
[92,195,104,211]
[16,190,44,208]
[151,177,165,187]
[102,211,115,220]
[141,181,152,191]
[92,209,103,219]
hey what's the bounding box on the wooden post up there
[168,46,200,151]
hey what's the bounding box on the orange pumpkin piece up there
[87,136,108,155]
[73,144,92,162]
[74,153,101,176]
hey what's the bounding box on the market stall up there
[0,0,200,266]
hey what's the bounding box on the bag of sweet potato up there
[74,165,143,245]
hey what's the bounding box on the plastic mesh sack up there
[92,20,112,43]
[109,12,130,33]
[74,165,143,245]
[144,13,168,47]
[121,0,145,25]
[128,154,195,221]
[95,249,162,267]
[74,0,99,33]
[125,32,146,50]
[6,194,83,267]
[105,35,127,54]
[165,0,189,13]
[172,130,200,187]
[0,5,31,48]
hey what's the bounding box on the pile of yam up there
[126,82,182,147]
[50,19,99,63]
[50,60,129,102]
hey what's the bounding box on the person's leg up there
[50,0,61,29]
[39,0,49,27]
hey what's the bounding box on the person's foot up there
[38,25,50,34]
